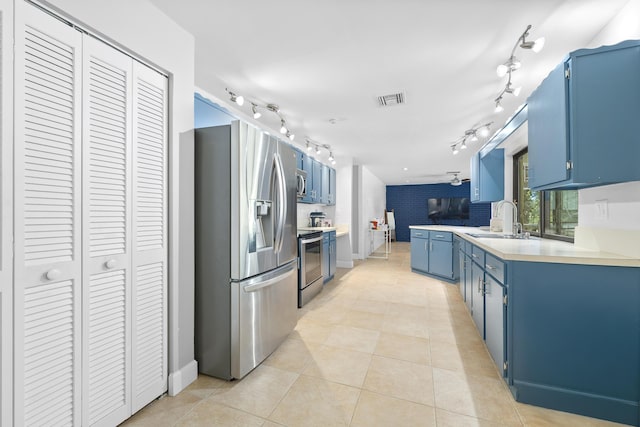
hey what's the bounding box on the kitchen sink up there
[466,233,534,240]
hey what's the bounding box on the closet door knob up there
[105,259,117,269]
[45,269,62,281]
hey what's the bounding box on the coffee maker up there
[309,211,326,227]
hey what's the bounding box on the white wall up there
[358,165,387,258]
[0,0,14,424]
[43,0,197,394]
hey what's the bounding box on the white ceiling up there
[149,0,630,185]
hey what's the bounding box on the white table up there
[368,225,390,259]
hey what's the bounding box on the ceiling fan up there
[448,171,469,186]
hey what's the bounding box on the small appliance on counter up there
[309,211,326,227]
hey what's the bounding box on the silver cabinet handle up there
[105,259,117,269]
[435,234,444,238]
[486,264,496,271]
[46,269,61,281]
[472,253,479,259]
[415,232,423,236]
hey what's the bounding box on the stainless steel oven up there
[297,230,324,307]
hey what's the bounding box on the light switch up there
[595,199,608,220]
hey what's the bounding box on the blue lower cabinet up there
[410,230,458,282]
[509,261,640,426]
[329,232,336,279]
[470,261,485,338]
[484,274,505,377]
[322,231,336,283]
[410,230,430,273]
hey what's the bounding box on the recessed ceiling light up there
[403,167,408,171]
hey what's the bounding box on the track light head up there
[521,37,545,53]
[306,141,312,152]
[315,145,321,155]
[228,90,244,106]
[280,120,287,134]
[286,131,295,141]
[460,140,468,150]
[251,103,261,119]
[452,145,459,155]
[328,152,334,161]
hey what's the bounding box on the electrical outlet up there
[595,199,608,220]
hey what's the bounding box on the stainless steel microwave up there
[296,169,307,199]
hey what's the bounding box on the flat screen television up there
[427,197,470,221]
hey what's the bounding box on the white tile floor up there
[122,242,627,426]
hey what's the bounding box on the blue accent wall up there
[387,182,492,242]
[195,93,237,128]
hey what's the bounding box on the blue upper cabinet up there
[321,165,330,205]
[470,149,504,203]
[311,158,322,203]
[194,93,236,128]
[527,40,640,191]
[328,167,336,206]
[300,151,314,203]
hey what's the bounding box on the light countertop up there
[298,226,348,238]
[409,225,640,267]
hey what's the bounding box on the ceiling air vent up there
[376,92,406,107]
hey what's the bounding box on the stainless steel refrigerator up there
[195,120,298,380]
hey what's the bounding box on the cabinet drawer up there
[431,231,452,242]
[411,229,429,239]
[485,253,505,284]
[471,245,485,265]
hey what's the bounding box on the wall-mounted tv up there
[427,197,470,221]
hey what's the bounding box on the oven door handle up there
[300,235,323,245]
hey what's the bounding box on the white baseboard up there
[168,359,198,396]
[336,260,353,268]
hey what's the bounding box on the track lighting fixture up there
[493,25,543,111]
[448,122,492,155]
[223,88,338,165]
[305,139,336,165]
[496,25,544,78]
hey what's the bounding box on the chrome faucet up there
[495,200,523,237]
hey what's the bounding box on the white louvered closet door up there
[13,3,83,426]
[131,61,168,412]
[81,36,133,427]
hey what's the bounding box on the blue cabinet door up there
[300,152,313,203]
[464,253,473,312]
[294,147,303,170]
[328,167,336,206]
[311,159,322,203]
[471,261,485,338]
[470,150,504,203]
[329,231,336,279]
[527,62,569,190]
[321,165,329,205]
[484,274,505,376]
[410,236,429,273]
[322,233,330,283]
[527,40,640,191]
[429,239,453,279]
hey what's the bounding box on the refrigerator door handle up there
[242,267,296,293]
[273,152,287,253]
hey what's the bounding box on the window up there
[513,149,577,242]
